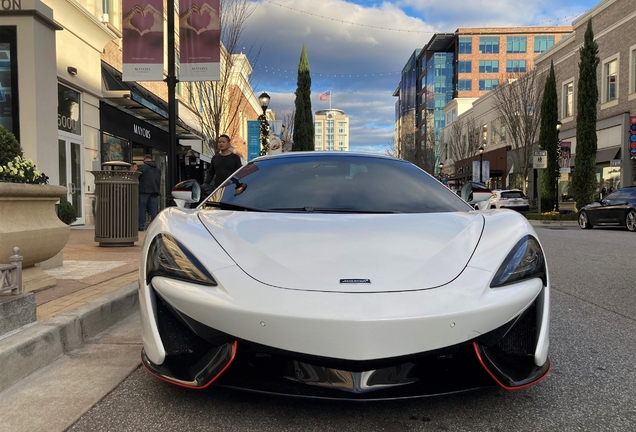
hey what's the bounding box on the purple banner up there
[179,0,221,81]
[122,0,164,81]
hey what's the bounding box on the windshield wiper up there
[204,202,269,212]
[270,207,400,214]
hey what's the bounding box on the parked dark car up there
[578,186,636,231]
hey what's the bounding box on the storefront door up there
[58,137,84,225]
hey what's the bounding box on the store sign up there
[0,1,21,11]
[133,124,151,139]
[630,116,636,161]
[58,83,81,135]
[610,159,621,167]
[533,150,547,169]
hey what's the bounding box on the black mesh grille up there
[495,302,537,357]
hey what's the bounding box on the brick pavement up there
[32,227,144,321]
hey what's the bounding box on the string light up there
[264,0,434,33]
[263,1,587,34]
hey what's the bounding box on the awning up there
[101,61,202,139]
[595,146,620,164]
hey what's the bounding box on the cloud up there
[241,0,591,153]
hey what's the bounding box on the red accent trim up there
[472,342,550,390]
[142,341,238,390]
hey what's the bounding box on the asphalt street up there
[67,225,636,432]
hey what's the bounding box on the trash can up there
[91,161,141,247]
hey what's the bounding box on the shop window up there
[458,60,471,73]
[479,60,499,73]
[506,36,527,53]
[534,36,554,53]
[602,56,618,103]
[479,79,498,91]
[102,132,131,163]
[562,81,574,118]
[506,60,526,73]
[458,79,472,91]
[479,37,499,54]
[459,37,472,54]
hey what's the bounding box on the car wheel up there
[490,205,496,209]
[626,210,636,232]
[578,211,593,229]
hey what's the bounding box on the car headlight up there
[146,233,217,286]
[490,235,546,288]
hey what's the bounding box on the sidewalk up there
[0,226,143,393]
[31,226,144,321]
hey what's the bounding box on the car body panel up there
[197,211,484,292]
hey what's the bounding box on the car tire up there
[626,210,636,232]
[578,211,593,229]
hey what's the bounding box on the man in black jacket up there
[203,134,242,194]
[138,154,161,230]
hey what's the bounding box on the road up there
[62,226,636,430]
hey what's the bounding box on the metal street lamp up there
[554,120,563,212]
[258,92,270,156]
[478,146,485,183]
[438,162,444,181]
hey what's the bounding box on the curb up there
[0,281,139,393]
[528,220,579,227]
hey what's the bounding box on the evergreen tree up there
[538,61,558,211]
[0,126,23,166]
[292,45,314,151]
[573,20,599,207]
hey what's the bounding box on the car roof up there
[251,151,399,162]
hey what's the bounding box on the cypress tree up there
[538,61,558,211]
[573,20,599,207]
[292,45,314,151]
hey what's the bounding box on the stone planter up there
[0,183,70,268]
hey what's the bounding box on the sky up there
[240,0,600,154]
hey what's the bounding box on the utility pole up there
[166,0,177,202]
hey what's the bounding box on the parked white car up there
[487,190,530,211]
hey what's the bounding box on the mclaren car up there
[139,152,550,400]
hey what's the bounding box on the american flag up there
[319,91,331,101]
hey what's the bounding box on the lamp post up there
[554,120,562,212]
[438,162,444,181]
[478,146,484,183]
[281,124,287,152]
[258,92,270,156]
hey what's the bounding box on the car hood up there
[198,211,484,293]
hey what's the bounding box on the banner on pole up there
[122,0,164,81]
[179,0,221,81]
[268,120,283,155]
[247,120,261,161]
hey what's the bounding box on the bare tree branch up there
[188,0,261,155]
[492,71,545,193]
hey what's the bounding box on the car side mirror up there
[172,180,201,208]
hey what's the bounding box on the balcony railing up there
[0,247,23,295]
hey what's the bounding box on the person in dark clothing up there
[203,134,242,194]
[137,154,162,230]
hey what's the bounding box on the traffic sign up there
[533,150,547,169]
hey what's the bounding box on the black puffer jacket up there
[138,161,161,194]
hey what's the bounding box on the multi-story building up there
[440,0,636,205]
[409,26,572,174]
[0,0,261,225]
[314,109,349,151]
[534,0,636,199]
[393,50,420,161]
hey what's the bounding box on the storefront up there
[99,101,170,209]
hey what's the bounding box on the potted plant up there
[0,127,70,269]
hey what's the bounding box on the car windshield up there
[201,154,471,213]
[501,191,525,199]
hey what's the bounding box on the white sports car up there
[139,152,550,400]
